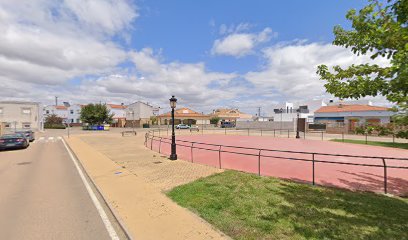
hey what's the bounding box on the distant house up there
[314,104,394,133]
[157,107,210,125]
[211,108,252,123]
[107,103,127,127]
[67,104,83,125]
[0,101,44,131]
[125,101,154,127]
[44,105,69,123]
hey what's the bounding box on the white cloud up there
[212,27,273,57]
[0,0,136,85]
[245,42,390,101]
[81,48,241,109]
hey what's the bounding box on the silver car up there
[15,130,35,142]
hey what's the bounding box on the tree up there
[80,103,113,125]
[44,114,65,129]
[210,117,220,125]
[317,0,407,137]
[45,114,63,125]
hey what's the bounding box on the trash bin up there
[103,124,110,131]
[91,125,98,130]
[97,125,104,131]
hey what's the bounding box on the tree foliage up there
[210,117,220,125]
[317,0,407,103]
[317,0,407,137]
[80,104,113,125]
[45,114,63,125]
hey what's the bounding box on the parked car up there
[221,121,235,128]
[0,133,29,150]
[190,126,200,132]
[176,124,190,129]
[15,130,35,142]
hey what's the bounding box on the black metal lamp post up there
[296,109,300,139]
[169,95,178,160]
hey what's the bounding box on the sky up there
[0,0,390,114]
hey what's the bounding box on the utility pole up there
[55,96,58,106]
[258,107,261,118]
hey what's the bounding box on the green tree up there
[45,114,63,125]
[210,117,220,125]
[80,103,113,125]
[44,114,66,129]
[317,0,407,137]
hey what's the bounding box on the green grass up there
[167,171,408,240]
[331,139,408,150]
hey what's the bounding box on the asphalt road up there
[0,134,128,240]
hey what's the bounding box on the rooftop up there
[315,105,390,113]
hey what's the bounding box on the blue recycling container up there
[97,125,104,130]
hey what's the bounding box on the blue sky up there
[0,0,388,114]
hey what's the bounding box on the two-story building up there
[43,105,69,123]
[0,101,44,131]
[125,101,154,127]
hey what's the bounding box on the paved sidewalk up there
[79,134,223,191]
[66,135,228,240]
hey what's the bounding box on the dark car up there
[220,121,235,128]
[0,133,29,150]
[15,130,35,142]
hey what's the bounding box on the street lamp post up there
[132,111,135,132]
[296,109,300,139]
[169,96,177,160]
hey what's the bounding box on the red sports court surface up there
[149,135,408,196]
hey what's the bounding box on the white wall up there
[0,101,43,131]
[126,102,153,120]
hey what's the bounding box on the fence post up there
[274,129,275,137]
[159,128,161,136]
[159,138,162,153]
[312,153,315,185]
[342,132,344,142]
[247,128,250,136]
[321,131,323,141]
[303,131,306,139]
[167,127,169,136]
[382,158,387,194]
[151,137,153,150]
[287,129,290,138]
[392,134,395,143]
[258,149,262,176]
[365,133,368,144]
[261,129,263,136]
[225,128,226,135]
[218,145,222,169]
[191,142,194,163]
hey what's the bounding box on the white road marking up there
[39,137,45,141]
[61,138,119,240]
[57,136,62,140]
[48,137,54,142]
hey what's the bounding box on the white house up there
[268,100,326,123]
[125,101,154,127]
[314,104,394,132]
[0,101,44,131]
[67,104,83,124]
[43,105,69,123]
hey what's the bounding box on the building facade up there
[211,108,252,123]
[44,105,69,123]
[157,107,210,125]
[0,101,44,131]
[314,104,394,133]
[125,101,154,127]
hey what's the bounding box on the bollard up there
[312,153,315,185]
[218,145,222,169]
[258,150,262,176]
[382,158,387,194]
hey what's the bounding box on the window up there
[70,110,74,114]
[4,122,11,128]
[46,110,50,114]
[23,123,31,129]
[21,108,31,114]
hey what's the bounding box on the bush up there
[44,123,66,129]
